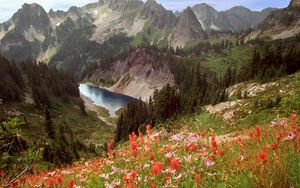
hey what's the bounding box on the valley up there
[0,0,300,187]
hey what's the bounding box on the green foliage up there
[0,56,24,103]
[115,99,149,142]
[239,37,300,82]
[0,118,42,181]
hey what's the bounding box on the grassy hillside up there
[13,100,115,145]
[6,71,300,187]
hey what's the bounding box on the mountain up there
[86,48,175,100]
[192,3,220,31]
[172,7,207,48]
[140,0,177,30]
[192,4,275,32]
[0,3,52,61]
[0,0,277,75]
[290,0,300,7]
[246,0,300,40]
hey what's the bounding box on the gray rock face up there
[223,6,275,32]
[175,7,207,40]
[140,0,177,30]
[11,3,50,33]
[192,3,219,30]
[192,4,275,32]
[99,0,143,11]
[290,0,300,7]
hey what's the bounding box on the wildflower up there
[169,159,181,171]
[218,149,225,156]
[55,175,62,184]
[271,143,278,150]
[107,139,115,153]
[149,153,155,160]
[185,143,198,152]
[20,176,26,184]
[236,137,245,147]
[258,151,268,164]
[194,174,201,184]
[204,158,215,167]
[151,162,164,175]
[211,135,217,148]
[284,133,296,141]
[139,131,144,145]
[291,113,297,121]
[184,155,192,163]
[68,179,75,188]
[146,124,152,134]
[12,180,18,188]
[0,171,5,178]
[47,178,55,187]
[169,133,185,142]
[255,126,262,138]
[212,147,217,154]
[151,184,157,188]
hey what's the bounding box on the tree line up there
[115,36,300,142]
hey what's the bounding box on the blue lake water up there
[79,84,135,117]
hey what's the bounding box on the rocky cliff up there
[192,4,275,32]
[87,49,175,100]
[172,7,207,48]
[246,0,300,40]
[140,0,177,30]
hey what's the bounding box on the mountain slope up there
[172,7,207,48]
[192,4,275,32]
[246,0,300,40]
[9,71,300,187]
[86,48,175,100]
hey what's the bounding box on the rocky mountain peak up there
[99,0,143,11]
[172,7,207,47]
[290,0,300,7]
[192,3,219,30]
[140,0,177,30]
[11,3,50,32]
[48,9,66,18]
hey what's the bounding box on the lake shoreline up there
[80,93,116,127]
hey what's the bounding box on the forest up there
[115,35,300,142]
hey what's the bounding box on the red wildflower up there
[164,175,171,183]
[151,184,157,188]
[218,149,225,156]
[255,126,262,138]
[271,142,278,150]
[258,151,268,164]
[130,141,138,151]
[149,153,155,160]
[0,171,5,178]
[47,178,55,187]
[164,145,172,152]
[122,175,129,182]
[139,131,144,145]
[55,175,62,184]
[146,124,152,134]
[20,176,26,184]
[169,159,181,171]
[68,179,75,188]
[237,137,245,147]
[130,170,137,179]
[151,162,164,175]
[211,136,217,148]
[291,113,297,121]
[194,174,201,184]
[212,147,217,154]
[107,139,115,153]
[185,143,198,152]
[12,180,18,188]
